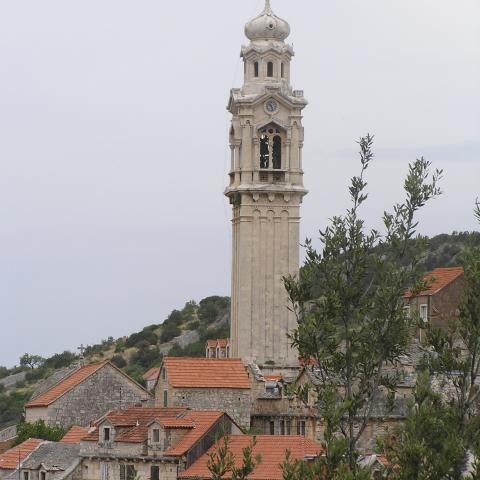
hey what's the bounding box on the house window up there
[151,466,159,480]
[297,420,306,436]
[163,390,168,407]
[40,473,46,480]
[420,304,428,322]
[23,472,29,480]
[101,463,109,480]
[120,465,135,480]
[254,61,259,77]
[152,428,160,443]
[103,427,111,442]
[286,420,291,435]
[269,420,275,435]
[280,420,285,435]
[267,61,274,77]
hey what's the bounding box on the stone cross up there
[77,344,86,358]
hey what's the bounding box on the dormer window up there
[152,428,160,443]
[259,128,282,170]
[254,61,259,78]
[267,62,274,77]
[103,427,111,442]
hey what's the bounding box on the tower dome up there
[245,0,290,42]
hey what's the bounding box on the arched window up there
[281,63,285,78]
[259,127,282,169]
[254,61,259,77]
[272,135,282,169]
[267,61,274,77]
[260,133,270,169]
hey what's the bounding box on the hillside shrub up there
[43,351,77,370]
[111,354,127,369]
[14,420,65,446]
[125,330,158,348]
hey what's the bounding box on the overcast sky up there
[0,0,479,367]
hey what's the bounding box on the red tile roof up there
[163,358,251,389]
[143,367,160,382]
[60,426,89,444]
[206,340,217,348]
[0,439,43,470]
[26,362,108,407]
[404,267,464,298]
[264,375,282,382]
[179,435,321,479]
[166,411,225,456]
[81,407,226,452]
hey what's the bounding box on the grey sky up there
[0,0,478,367]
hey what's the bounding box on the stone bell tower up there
[226,0,307,368]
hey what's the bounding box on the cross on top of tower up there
[77,344,86,358]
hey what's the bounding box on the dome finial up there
[263,0,272,14]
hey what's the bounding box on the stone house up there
[154,358,252,428]
[80,407,240,480]
[404,266,464,340]
[205,339,231,359]
[179,435,321,479]
[25,361,151,428]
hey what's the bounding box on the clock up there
[264,99,279,115]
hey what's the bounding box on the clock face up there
[265,99,278,114]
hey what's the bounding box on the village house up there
[80,407,241,480]
[25,361,151,428]
[178,435,321,480]
[154,358,252,428]
[205,339,231,359]
[404,266,464,339]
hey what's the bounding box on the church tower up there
[226,1,307,368]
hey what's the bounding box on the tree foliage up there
[19,354,45,370]
[284,135,442,477]
[385,201,480,479]
[14,420,65,446]
[207,435,261,480]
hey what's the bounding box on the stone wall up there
[26,364,151,427]
[156,381,251,429]
[82,458,178,480]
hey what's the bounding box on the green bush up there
[111,354,127,369]
[160,323,181,343]
[25,367,50,383]
[130,342,162,369]
[125,330,158,348]
[0,367,8,379]
[14,420,65,446]
[43,351,77,370]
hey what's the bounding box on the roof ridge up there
[26,362,107,407]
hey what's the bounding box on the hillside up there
[0,231,479,430]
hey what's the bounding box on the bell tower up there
[226,0,307,368]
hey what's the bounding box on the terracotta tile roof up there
[143,367,160,382]
[179,435,321,479]
[81,408,225,453]
[60,426,89,444]
[165,411,225,457]
[404,267,464,298]
[26,362,108,407]
[0,439,44,470]
[206,340,217,348]
[81,407,190,442]
[163,358,251,389]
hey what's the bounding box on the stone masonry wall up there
[30,364,150,428]
[165,385,251,429]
